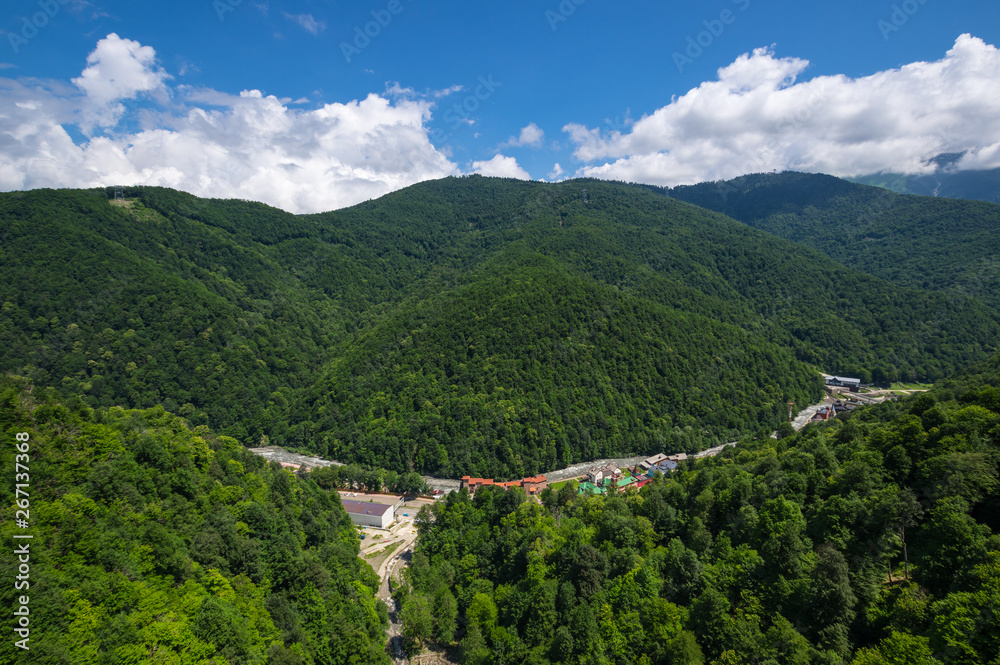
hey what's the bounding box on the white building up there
[588,464,621,485]
[825,376,861,391]
[588,467,604,485]
[341,499,394,529]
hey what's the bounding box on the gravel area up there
[248,446,343,468]
[790,398,834,430]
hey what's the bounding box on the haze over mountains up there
[3,173,1000,479]
[851,165,1000,205]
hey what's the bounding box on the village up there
[458,451,692,498]
[241,378,906,664]
[242,373,905,584]
[249,374,889,526]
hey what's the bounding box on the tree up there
[401,592,433,654]
[807,544,856,658]
[466,592,498,632]
[850,631,939,665]
[915,497,991,596]
[459,622,489,665]
[191,597,254,664]
[667,631,705,665]
[434,589,458,644]
[551,625,575,662]
[763,615,812,665]
[689,587,731,659]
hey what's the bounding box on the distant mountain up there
[849,165,1000,204]
[668,172,1000,311]
[3,177,1000,478]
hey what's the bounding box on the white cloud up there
[548,163,564,180]
[501,122,545,148]
[0,35,460,213]
[71,33,170,131]
[387,82,465,101]
[471,155,531,180]
[566,34,1000,185]
[283,12,325,35]
[385,82,416,98]
[433,85,464,98]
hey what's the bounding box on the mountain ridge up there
[668,171,1000,311]
[3,176,1000,477]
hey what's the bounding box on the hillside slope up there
[291,177,1000,476]
[851,165,1000,204]
[3,178,1000,477]
[400,355,1000,663]
[669,172,1000,310]
[0,377,389,664]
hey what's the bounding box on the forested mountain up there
[850,165,1000,205]
[401,355,1000,664]
[668,172,1000,310]
[0,187,336,443]
[0,376,389,664]
[3,178,1000,477]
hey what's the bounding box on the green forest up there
[669,172,1000,311]
[2,175,1000,663]
[849,166,1000,205]
[3,177,1000,476]
[2,354,998,663]
[0,376,389,665]
[398,356,1000,664]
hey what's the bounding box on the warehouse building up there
[341,499,394,529]
[825,376,862,392]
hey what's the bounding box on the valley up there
[2,175,999,665]
[5,176,999,480]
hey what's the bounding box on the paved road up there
[381,536,417,664]
[249,397,834,496]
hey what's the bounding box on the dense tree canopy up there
[399,355,1000,664]
[0,376,389,665]
[3,177,1000,477]
[670,172,1000,311]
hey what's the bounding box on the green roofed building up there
[578,481,606,495]
[616,475,638,489]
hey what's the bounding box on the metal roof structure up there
[341,499,393,517]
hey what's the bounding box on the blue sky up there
[2,0,999,212]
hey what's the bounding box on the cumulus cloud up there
[501,122,545,149]
[71,33,170,131]
[0,34,459,213]
[566,34,1000,185]
[548,163,565,180]
[471,155,531,180]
